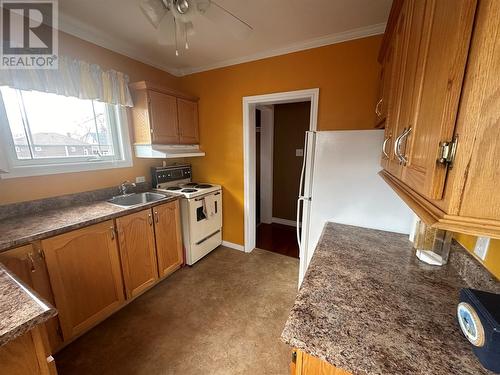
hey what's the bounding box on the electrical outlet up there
[474,236,490,261]
[135,176,146,183]
[296,149,304,157]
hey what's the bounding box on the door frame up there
[242,88,319,253]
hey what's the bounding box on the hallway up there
[256,223,300,258]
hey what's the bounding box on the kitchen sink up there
[107,192,168,207]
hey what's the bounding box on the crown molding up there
[58,13,183,77]
[58,13,385,78]
[178,22,386,76]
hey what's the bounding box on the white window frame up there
[0,89,133,179]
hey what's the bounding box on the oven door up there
[186,191,222,243]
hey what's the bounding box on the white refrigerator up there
[296,130,415,283]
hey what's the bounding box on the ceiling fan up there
[139,0,253,55]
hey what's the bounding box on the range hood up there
[134,144,205,159]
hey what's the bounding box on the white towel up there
[202,194,217,218]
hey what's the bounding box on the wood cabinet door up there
[153,201,183,278]
[0,244,63,352]
[116,209,159,299]
[177,98,199,144]
[381,0,412,178]
[400,0,476,200]
[148,90,180,144]
[293,350,351,375]
[42,221,125,342]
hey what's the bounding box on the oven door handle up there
[194,191,221,201]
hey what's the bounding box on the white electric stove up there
[152,165,222,265]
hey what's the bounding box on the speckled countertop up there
[0,263,57,346]
[0,193,179,253]
[282,222,499,375]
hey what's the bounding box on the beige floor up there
[56,246,299,375]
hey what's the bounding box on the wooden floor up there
[256,223,299,258]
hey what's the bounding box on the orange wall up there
[0,32,182,205]
[180,35,382,245]
[455,234,500,279]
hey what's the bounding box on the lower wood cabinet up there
[0,326,57,375]
[41,220,125,342]
[2,200,184,348]
[116,209,159,299]
[154,201,183,278]
[291,350,351,375]
[0,244,63,352]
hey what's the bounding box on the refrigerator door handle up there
[297,132,312,247]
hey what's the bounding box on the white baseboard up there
[222,241,245,252]
[272,217,300,227]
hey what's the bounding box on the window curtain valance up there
[0,56,133,107]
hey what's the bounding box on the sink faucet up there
[119,181,136,195]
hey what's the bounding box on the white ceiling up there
[59,0,392,76]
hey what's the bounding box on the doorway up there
[242,89,319,265]
[255,102,311,258]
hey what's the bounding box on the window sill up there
[0,159,133,179]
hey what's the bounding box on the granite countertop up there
[0,263,57,346]
[282,222,499,375]
[0,193,179,252]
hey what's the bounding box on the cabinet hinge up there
[437,135,458,168]
[291,350,297,364]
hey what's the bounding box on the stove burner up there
[195,184,212,189]
[167,186,182,191]
[184,182,198,187]
[181,188,198,193]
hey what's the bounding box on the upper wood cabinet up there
[0,244,63,353]
[177,98,199,144]
[116,209,159,299]
[378,0,500,238]
[153,201,184,278]
[41,221,125,342]
[148,90,179,144]
[129,81,200,145]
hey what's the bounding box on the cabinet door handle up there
[375,98,383,117]
[382,134,391,158]
[397,127,412,165]
[154,211,159,224]
[148,213,153,226]
[27,252,35,273]
[394,129,405,162]
[110,226,115,240]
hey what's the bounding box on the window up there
[0,87,132,178]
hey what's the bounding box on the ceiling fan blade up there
[197,0,252,40]
[157,13,176,45]
[139,0,168,28]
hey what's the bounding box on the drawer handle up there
[195,230,221,245]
